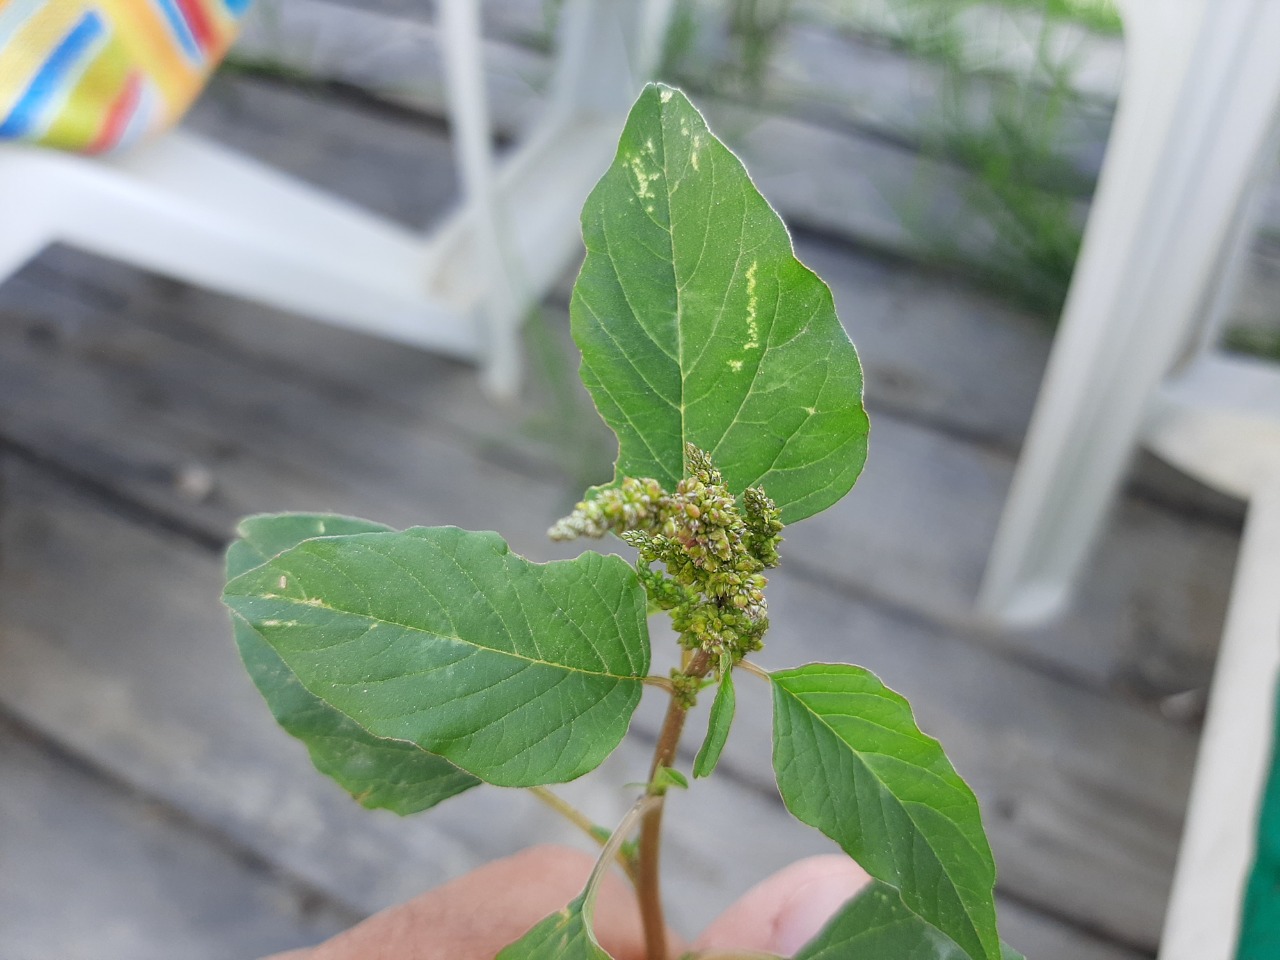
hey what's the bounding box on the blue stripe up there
[152,0,203,62]
[0,11,106,139]
[221,0,254,15]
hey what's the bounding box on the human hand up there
[264,845,869,960]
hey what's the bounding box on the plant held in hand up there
[222,84,1017,960]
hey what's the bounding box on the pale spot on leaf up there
[744,260,760,350]
[627,154,659,200]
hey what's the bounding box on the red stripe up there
[173,0,217,53]
[88,72,142,154]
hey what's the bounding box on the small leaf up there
[693,671,736,778]
[655,766,689,791]
[771,664,999,960]
[793,879,966,960]
[572,83,869,523]
[223,525,651,787]
[795,883,1027,960]
[495,895,611,960]
[227,514,479,814]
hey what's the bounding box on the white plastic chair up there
[0,0,672,398]
[976,1,1280,957]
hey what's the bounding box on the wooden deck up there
[0,7,1262,959]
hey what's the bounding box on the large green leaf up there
[771,664,999,960]
[572,83,868,523]
[495,895,610,960]
[223,525,651,787]
[228,514,480,814]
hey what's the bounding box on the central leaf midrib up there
[781,684,992,958]
[657,97,688,471]
[242,593,635,682]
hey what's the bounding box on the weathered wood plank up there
[0,713,356,960]
[0,453,1172,954]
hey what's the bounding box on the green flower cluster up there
[549,444,783,669]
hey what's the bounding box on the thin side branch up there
[736,659,771,682]
[529,787,639,886]
[643,674,677,693]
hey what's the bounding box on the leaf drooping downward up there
[572,83,869,523]
[771,663,999,960]
[224,525,650,787]
[495,896,610,960]
[693,670,735,779]
[227,514,480,814]
[794,879,1023,960]
[795,880,969,960]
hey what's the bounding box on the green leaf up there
[227,514,479,814]
[693,670,735,778]
[794,881,1027,960]
[655,765,689,791]
[227,513,394,578]
[223,525,651,787]
[232,615,480,812]
[770,664,999,960]
[495,895,610,959]
[794,880,967,960]
[572,83,869,523]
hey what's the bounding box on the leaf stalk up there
[529,787,639,886]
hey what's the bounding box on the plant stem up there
[529,787,640,886]
[637,648,713,960]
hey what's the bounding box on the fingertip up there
[695,856,870,956]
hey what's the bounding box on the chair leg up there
[1159,480,1280,960]
[438,0,523,399]
[978,0,1280,624]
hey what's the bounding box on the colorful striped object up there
[0,0,250,153]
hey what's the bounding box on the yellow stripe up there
[0,1,86,118]
[95,0,203,122]
[39,36,132,151]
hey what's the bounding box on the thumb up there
[693,856,870,957]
